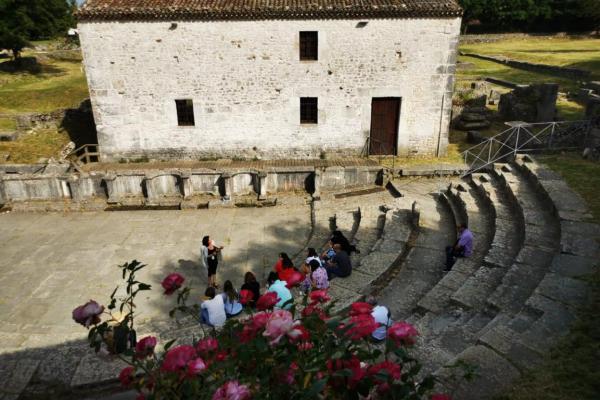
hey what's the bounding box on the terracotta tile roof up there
[77,0,463,21]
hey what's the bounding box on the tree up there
[580,0,600,31]
[0,0,76,58]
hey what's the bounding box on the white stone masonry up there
[78,17,461,161]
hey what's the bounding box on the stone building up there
[77,0,462,161]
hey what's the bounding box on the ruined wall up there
[78,18,461,161]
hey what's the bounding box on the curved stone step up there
[417,178,494,314]
[377,182,455,319]
[449,171,524,310]
[485,164,560,314]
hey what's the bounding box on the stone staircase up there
[391,157,598,400]
[5,163,598,400]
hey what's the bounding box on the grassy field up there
[460,36,600,80]
[0,58,88,114]
[0,128,70,163]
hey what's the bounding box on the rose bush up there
[75,260,456,399]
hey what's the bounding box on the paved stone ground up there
[0,204,310,354]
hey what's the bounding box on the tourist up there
[367,296,392,342]
[273,252,294,278]
[200,286,226,327]
[201,235,224,289]
[444,223,473,272]
[267,271,293,310]
[221,280,243,317]
[331,230,359,254]
[274,252,299,282]
[326,244,352,279]
[305,247,322,267]
[310,259,329,290]
[240,271,261,308]
[321,240,336,262]
[300,259,329,293]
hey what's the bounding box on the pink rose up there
[256,292,279,311]
[263,309,295,345]
[388,322,419,346]
[161,273,185,295]
[349,302,373,316]
[118,366,135,387]
[309,289,331,304]
[136,394,146,400]
[161,345,197,372]
[251,312,270,329]
[72,300,104,328]
[135,336,157,358]
[284,270,305,288]
[283,362,299,385]
[196,338,218,354]
[287,324,310,342]
[187,357,207,376]
[431,395,452,400]
[239,289,254,305]
[212,380,251,400]
[345,314,379,340]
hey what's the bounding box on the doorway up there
[369,97,401,155]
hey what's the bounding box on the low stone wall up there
[0,165,384,211]
[462,52,591,79]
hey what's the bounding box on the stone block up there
[549,254,597,278]
[436,345,520,400]
[535,273,589,308]
[0,357,40,396]
[70,352,127,387]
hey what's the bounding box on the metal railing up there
[361,137,398,170]
[460,119,595,177]
[67,144,100,172]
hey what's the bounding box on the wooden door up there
[369,98,401,155]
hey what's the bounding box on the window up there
[300,31,318,61]
[175,99,195,126]
[300,97,318,124]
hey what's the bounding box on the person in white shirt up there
[367,296,392,342]
[200,287,226,327]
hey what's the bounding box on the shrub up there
[73,260,451,400]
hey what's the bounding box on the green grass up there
[556,98,586,120]
[0,117,16,131]
[537,153,600,223]
[457,55,581,92]
[0,128,70,163]
[0,50,88,114]
[461,36,600,80]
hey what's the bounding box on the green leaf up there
[163,338,176,351]
[303,378,327,398]
[138,283,152,291]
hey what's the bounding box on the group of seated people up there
[200,230,359,328]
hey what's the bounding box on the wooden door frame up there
[369,97,401,156]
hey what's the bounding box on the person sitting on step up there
[367,296,392,342]
[330,230,359,255]
[326,244,352,279]
[220,280,243,317]
[266,271,293,310]
[444,222,473,272]
[200,286,226,327]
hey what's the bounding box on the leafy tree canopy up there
[0,0,76,58]
[458,0,599,33]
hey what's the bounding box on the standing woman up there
[201,235,224,288]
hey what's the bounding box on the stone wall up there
[78,18,462,161]
[0,165,383,210]
[462,52,591,79]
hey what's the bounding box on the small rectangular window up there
[175,99,195,126]
[300,31,318,61]
[300,97,318,124]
